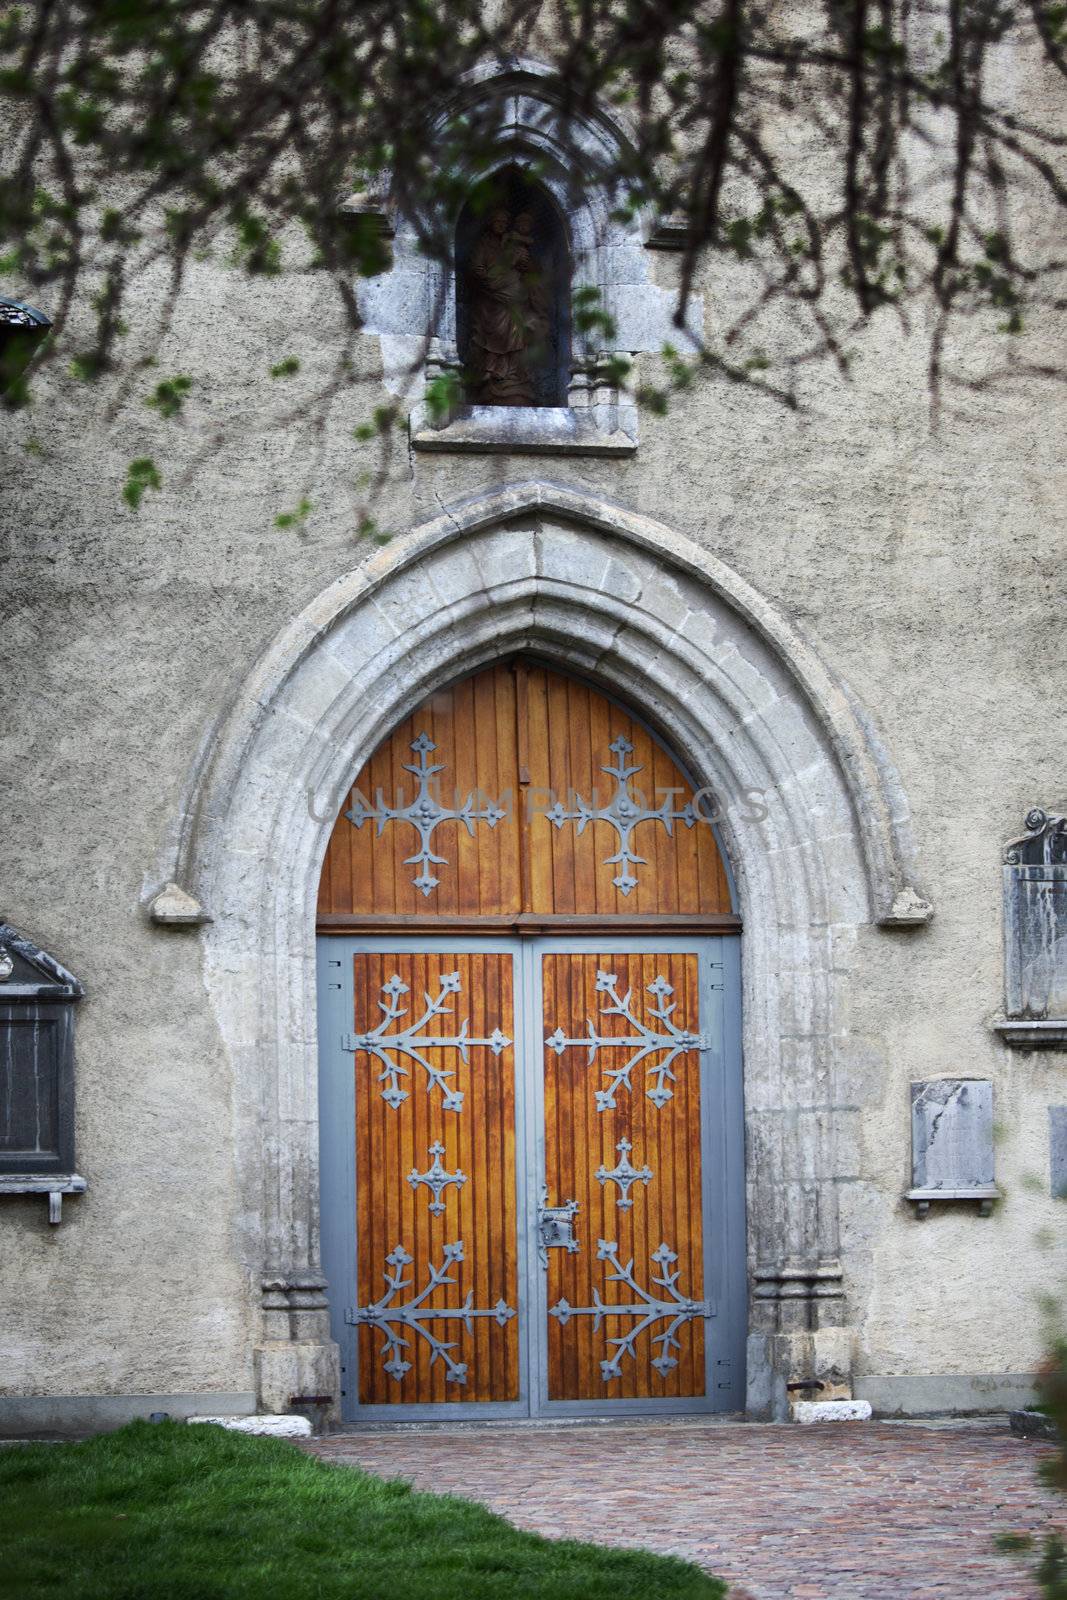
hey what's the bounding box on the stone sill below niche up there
[410,401,637,457]
[994,1019,1067,1049]
[905,1185,1000,1218]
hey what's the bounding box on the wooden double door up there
[318,934,744,1420]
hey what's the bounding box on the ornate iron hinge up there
[549,1240,713,1382]
[545,969,706,1111]
[346,1241,516,1386]
[343,969,510,1111]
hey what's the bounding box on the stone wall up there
[1,59,1064,1423]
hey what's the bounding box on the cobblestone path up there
[308,1419,1059,1599]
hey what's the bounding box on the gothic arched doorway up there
[316,658,745,1419]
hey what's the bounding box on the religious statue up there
[466,207,552,405]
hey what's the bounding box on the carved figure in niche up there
[468,207,551,405]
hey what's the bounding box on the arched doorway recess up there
[163,480,931,1421]
[316,659,745,1418]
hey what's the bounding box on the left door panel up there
[319,943,527,1419]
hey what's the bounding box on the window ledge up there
[410,402,637,457]
[0,1172,86,1224]
[994,1018,1067,1049]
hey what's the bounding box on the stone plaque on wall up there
[907,1079,999,1216]
[1050,1107,1067,1200]
[1001,811,1067,1044]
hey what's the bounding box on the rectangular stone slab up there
[910,1079,995,1191]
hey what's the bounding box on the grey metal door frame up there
[317,934,744,1422]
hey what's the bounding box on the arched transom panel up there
[317,660,733,926]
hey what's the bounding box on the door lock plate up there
[537,1193,580,1266]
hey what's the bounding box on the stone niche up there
[905,1079,1000,1218]
[0,922,85,1223]
[350,59,703,457]
[996,809,1067,1049]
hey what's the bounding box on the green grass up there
[0,1420,725,1600]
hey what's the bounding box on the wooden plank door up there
[334,946,525,1414]
[535,942,723,1411]
[318,934,742,1421]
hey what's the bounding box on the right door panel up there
[538,947,717,1406]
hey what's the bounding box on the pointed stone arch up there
[158,480,930,1419]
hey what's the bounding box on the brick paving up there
[307,1419,1060,1599]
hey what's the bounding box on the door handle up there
[537,1187,580,1268]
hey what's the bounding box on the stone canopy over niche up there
[352,59,703,456]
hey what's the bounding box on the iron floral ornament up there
[345,731,506,897]
[545,969,707,1111]
[549,1241,710,1382]
[348,1241,516,1385]
[343,971,510,1112]
[545,735,697,895]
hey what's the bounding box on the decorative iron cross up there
[544,735,696,895]
[345,732,506,897]
[407,1141,467,1215]
[595,1138,654,1209]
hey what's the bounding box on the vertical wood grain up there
[316,662,732,921]
[352,949,519,1405]
[541,950,706,1402]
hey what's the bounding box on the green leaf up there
[145,375,191,418]
[70,351,108,382]
[123,457,161,510]
[423,370,461,424]
[996,1532,1034,1553]
[275,497,313,529]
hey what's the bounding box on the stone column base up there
[257,1271,341,1429]
[747,1261,854,1420]
[254,1342,341,1429]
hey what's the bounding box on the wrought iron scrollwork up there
[349,1241,516,1385]
[343,971,510,1112]
[1004,808,1067,865]
[345,731,506,897]
[549,1240,710,1382]
[544,735,696,895]
[545,969,706,1111]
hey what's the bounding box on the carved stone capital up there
[256,1271,340,1424]
[752,1260,846,1334]
[754,1259,844,1295]
[261,1271,331,1343]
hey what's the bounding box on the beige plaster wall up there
[1,116,1065,1406]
